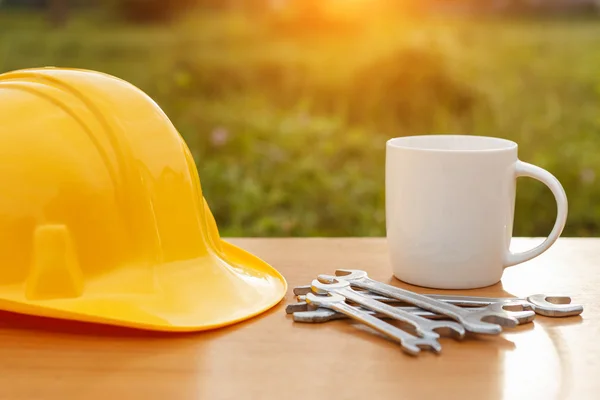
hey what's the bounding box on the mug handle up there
[504,160,568,268]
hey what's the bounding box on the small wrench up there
[287,299,535,325]
[426,294,583,318]
[286,301,445,317]
[311,279,466,339]
[325,269,519,334]
[289,301,443,323]
[296,285,527,310]
[305,292,441,356]
[294,286,581,317]
[297,285,531,311]
[288,301,491,324]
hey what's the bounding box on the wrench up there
[295,285,371,296]
[287,299,535,325]
[294,282,528,311]
[311,279,466,339]
[304,292,441,356]
[297,291,531,310]
[289,302,443,323]
[426,293,583,318]
[295,293,535,324]
[297,284,541,316]
[288,301,500,323]
[286,300,439,316]
[326,269,519,334]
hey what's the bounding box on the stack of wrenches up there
[286,269,584,356]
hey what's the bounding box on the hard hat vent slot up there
[25,224,84,301]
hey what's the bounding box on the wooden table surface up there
[0,237,597,400]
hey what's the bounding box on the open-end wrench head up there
[465,310,519,330]
[526,294,584,317]
[532,294,573,305]
[512,310,536,324]
[407,338,442,355]
[484,302,535,324]
[285,301,311,314]
[316,274,337,284]
[293,309,345,323]
[311,278,351,294]
[293,285,312,295]
[425,320,466,339]
[305,292,346,307]
[334,269,368,281]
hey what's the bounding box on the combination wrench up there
[425,293,583,317]
[286,301,448,322]
[287,299,535,325]
[296,285,578,318]
[293,292,535,324]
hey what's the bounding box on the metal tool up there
[295,293,535,324]
[297,285,536,310]
[287,300,535,325]
[304,292,441,356]
[310,279,466,339]
[287,301,445,321]
[289,302,439,323]
[294,285,317,295]
[297,284,567,317]
[324,269,519,335]
[426,293,583,317]
[298,284,535,311]
[286,301,444,317]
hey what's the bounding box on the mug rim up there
[387,134,518,153]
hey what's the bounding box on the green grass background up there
[1,6,599,237]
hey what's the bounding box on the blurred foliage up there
[1,3,600,237]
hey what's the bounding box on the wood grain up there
[0,238,596,400]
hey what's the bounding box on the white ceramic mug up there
[385,134,568,289]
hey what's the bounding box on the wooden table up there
[0,238,597,400]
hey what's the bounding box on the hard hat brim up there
[0,239,287,332]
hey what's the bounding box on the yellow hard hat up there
[0,67,286,331]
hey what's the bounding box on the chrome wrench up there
[288,299,535,325]
[304,292,441,356]
[286,300,438,316]
[291,304,440,323]
[297,284,545,317]
[426,293,583,318]
[326,269,519,334]
[295,293,535,324]
[297,284,532,311]
[295,285,581,317]
[288,301,497,323]
[297,284,533,314]
[310,279,466,339]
